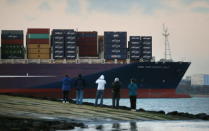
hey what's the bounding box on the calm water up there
[59,98,209,131]
[60,121,209,131]
[82,97,209,115]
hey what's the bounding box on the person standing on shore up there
[95,75,106,106]
[111,77,121,108]
[62,75,71,103]
[128,79,138,111]
[75,74,86,104]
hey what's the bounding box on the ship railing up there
[1,58,191,64]
[0,58,127,64]
[0,59,27,64]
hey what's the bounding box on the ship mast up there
[162,24,172,61]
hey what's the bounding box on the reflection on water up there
[130,122,137,131]
[82,98,209,115]
[112,123,120,130]
[66,121,209,131]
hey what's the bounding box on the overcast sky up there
[0,0,209,76]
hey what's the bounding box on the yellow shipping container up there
[27,53,50,59]
[27,48,50,54]
[27,44,50,49]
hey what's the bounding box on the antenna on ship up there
[162,24,172,61]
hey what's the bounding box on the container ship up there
[0,28,191,98]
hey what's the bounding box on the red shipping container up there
[27,28,50,34]
[79,51,97,55]
[78,41,97,45]
[78,38,97,41]
[79,54,98,57]
[79,50,98,56]
[79,49,97,53]
[1,39,23,45]
[79,47,97,52]
[78,44,97,48]
[77,42,97,48]
[27,39,49,44]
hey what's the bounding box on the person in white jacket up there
[95,74,106,106]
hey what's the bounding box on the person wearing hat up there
[112,77,121,108]
[95,74,106,106]
[111,77,121,108]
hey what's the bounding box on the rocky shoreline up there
[0,115,86,131]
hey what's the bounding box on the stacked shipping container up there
[27,28,50,59]
[98,36,104,58]
[104,32,127,60]
[0,29,153,61]
[1,30,24,59]
[141,36,152,61]
[65,30,76,59]
[51,29,76,59]
[77,31,98,57]
[51,29,65,59]
[129,36,141,60]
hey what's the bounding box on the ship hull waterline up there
[0,62,191,98]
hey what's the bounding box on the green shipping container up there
[1,44,24,49]
[27,34,49,39]
[1,44,24,59]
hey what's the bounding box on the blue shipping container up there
[1,34,23,40]
[65,50,76,54]
[129,41,141,45]
[141,36,152,41]
[65,36,76,41]
[66,55,76,59]
[53,45,64,50]
[104,32,127,38]
[54,50,64,54]
[104,43,126,48]
[52,41,64,45]
[65,41,76,45]
[130,55,140,59]
[53,55,64,59]
[52,29,65,36]
[130,36,140,40]
[104,38,126,44]
[53,36,64,41]
[104,54,127,60]
[65,45,76,50]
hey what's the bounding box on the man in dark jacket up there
[62,75,71,103]
[111,77,121,108]
[75,74,86,104]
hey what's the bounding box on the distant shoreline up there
[191,95,209,97]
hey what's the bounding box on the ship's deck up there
[0,58,130,64]
[0,58,174,64]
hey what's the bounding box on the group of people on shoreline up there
[62,74,138,111]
